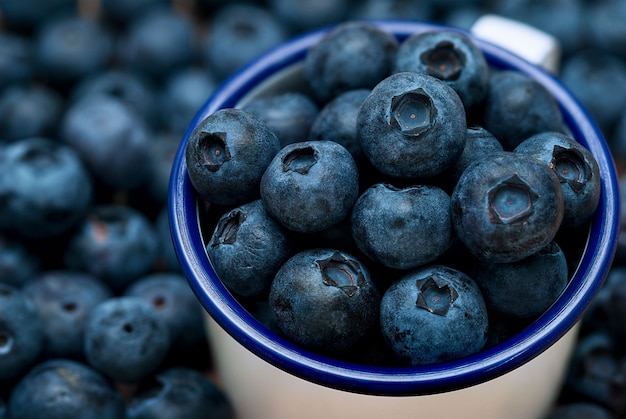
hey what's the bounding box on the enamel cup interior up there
[168,20,620,396]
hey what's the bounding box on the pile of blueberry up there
[1,0,626,418]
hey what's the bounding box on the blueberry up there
[442,125,503,188]
[0,235,39,288]
[560,49,626,133]
[357,71,467,178]
[309,88,370,166]
[393,29,489,113]
[35,14,114,86]
[84,296,171,382]
[71,69,158,128]
[470,241,569,319]
[268,0,350,34]
[546,402,616,419]
[23,270,113,359]
[0,283,44,380]
[350,0,433,22]
[118,7,195,81]
[155,206,180,272]
[242,92,319,148]
[514,131,601,230]
[269,248,380,354]
[0,397,5,419]
[0,0,75,30]
[186,108,280,207]
[144,132,179,205]
[379,264,488,366]
[565,331,626,416]
[201,4,287,81]
[159,67,217,136]
[61,94,152,190]
[0,137,93,240]
[304,21,398,103]
[0,84,63,141]
[127,367,233,419]
[260,140,359,233]
[451,151,564,263]
[100,0,169,25]
[124,272,206,351]
[64,205,159,292]
[7,359,125,419]
[0,33,34,90]
[587,0,626,56]
[482,70,565,150]
[351,183,453,269]
[207,199,296,299]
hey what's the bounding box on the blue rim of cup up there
[169,20,621,396]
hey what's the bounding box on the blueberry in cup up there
[357,71,467,179]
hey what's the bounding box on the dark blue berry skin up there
[565,331,626,416]
[64,205,159,292]
[309,88,370,166]
[482,70,565,150]
[100,0,169,25]
[357,71,467,178]
[7,359,125,419]
[561,49,626,134]
[451,152,564,263]
[470,241,569,319]
[84,297,171,383]
[0,137,93,240]
[605,267,626,349]
[260,140,359,233]
[0,397,5,419]
[118,7,195,81]
[146,132,179,205]
[61,94,151,190]
[186,108,280,207]
[0,283,44,380]
[0,236,39,288]
[126,367,234,419]
[587,0,626,57]
[379,264,488,366]
[269,248,380,354]
[35,15,114,86]
[442,125,503,188]
[0,0,75,30]
[207,199,296,299]
[351,183,453,269]
[515,131,601,230]
[393,30,489,114]
[71,69,158,128]
[0,84,63,141]
[155,206,180,272]
[242,92,319,148]
[202,4,287,81]
[124,272,205,351]
[268,0,350,34]
[159,67,217,136]
[23,271,113,359]
[350,0,434,22]
[0,33,34,90]
[304,21,398,103]
[546,403,616,419]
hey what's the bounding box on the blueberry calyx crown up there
[282,145,318,175]
[199,131,230,173]
[420,41,465,81]
[317,251,365,297]
[390,89,436,137]
[210,209,245,247]
[415,274,458,316]
[550,145,590,193]
[487,174,539,225]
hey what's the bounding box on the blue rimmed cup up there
[169,19,620,419]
